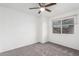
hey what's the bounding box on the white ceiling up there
[0,3,39,15]
[49,3,79,16]
[0,3,79,16]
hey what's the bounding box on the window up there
[62,18,74,34]
[52,17,74,34]
[53,20,61,34]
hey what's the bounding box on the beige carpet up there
[0,42,79,56]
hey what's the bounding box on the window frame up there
[52,15,76,34]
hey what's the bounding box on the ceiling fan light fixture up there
[40,7,45,12]
[29,3,56,14]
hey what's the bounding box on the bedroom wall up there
[41,14,48,43]
[48,8,79,50]
[36,13,48,43]
[0,6,38,53]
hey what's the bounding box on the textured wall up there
[0,6,38,53]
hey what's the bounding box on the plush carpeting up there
[0,42,79,56]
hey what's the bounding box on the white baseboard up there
[0,41,38,53]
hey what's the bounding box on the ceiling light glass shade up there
[40,7,45,12]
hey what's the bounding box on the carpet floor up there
[0,42,79,56]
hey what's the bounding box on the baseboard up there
[39,40,47,44]
[0,41,38,53]
[49,41,79,51]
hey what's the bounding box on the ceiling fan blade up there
[45,3,56,7]
[38,11,41,14]
[29,7,39,9]
[38,3,42,7]
[45,8,51,12]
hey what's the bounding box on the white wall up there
[48,8,79,50]
[36,13,48,43]
[40,14,48,43]
[0,6,38,53]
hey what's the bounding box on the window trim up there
[52,15,76,34]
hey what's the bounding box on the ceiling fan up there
[29,3,56,14]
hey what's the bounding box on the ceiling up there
[49,3,79,16]
[0,3,39,15]
[0,3,79,16]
